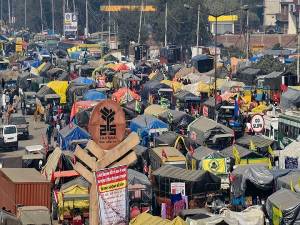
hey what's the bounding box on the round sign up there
[88,99,126,150]
[251,114,265,133]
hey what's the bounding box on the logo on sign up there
[100,107,116,136]
[251,114,264,133]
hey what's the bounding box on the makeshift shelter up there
[160,80,183,93]
[276,141,300,169]
[71,76,96,86]
[82,89,107,101]
[266,189,300,225]
[280,87,300,109]
[141,80,170,103]
[58,176,89,221]
[188,117,234,150]
[130,115,168,146]
[46,67,65,79]
[17,206,51,225]
[110,63,129,72]
[144,104,168,117]
[58,124,90,150]
[66,83,90,110]
[231,165,274,198]
[112,87,141,104]
[129,212,187,225]
[236,134,274,154]
[192,55,214,73]
[276,171,300,191]
[112,72,141,89]
[236,67,262,85]
[70,100,98,120]
[46,81,68,103]
[152,165,221,197]
[158,110,194,133]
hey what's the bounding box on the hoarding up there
[96,165,128,225]
[64,13,78,32]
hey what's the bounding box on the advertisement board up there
[64,13,78,32]
[96,165,128,225]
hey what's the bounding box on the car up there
[0,125,18,150]
[22,91,36,115]
[9,116,29,139]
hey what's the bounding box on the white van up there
[0,125,18,150]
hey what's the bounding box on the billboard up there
[96,165,128,225]
[64,13,78,32]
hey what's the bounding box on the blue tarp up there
[58,124,90,150]
[72,76,95,85]
[83,89,107,101]
[130,115,168,146]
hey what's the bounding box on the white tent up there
[275,141,300,169]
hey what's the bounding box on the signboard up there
[64,13,78,32]
[88,99,126,149]
[96,165,128,225]
[15,44,22,52]
[171,182,185,196]
[251,114,265,133]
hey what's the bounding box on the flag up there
[189,145,195,156]
[268,145,274,156]
[234,96,239,118]
[161,149,168,159]
[290,179,295,192]
[50,170,55,183]
[202,158,226,174]
[232,145,240,165]
[135,100,141,113]
[249,140,256,151]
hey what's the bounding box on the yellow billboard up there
[100,5,157,12]
[208,15,238,22]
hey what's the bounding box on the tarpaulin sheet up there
[266,189,300,225]
[129,212,187,225]
[47,81,68,103]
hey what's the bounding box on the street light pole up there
[24,0,26,29]
[196,4,200,54]
[246,8,249,61]
[40,0,43,32]
[138,0,144,44]
[214,16,218,120]
[297,16,300,84]
[52,0,54,34]
[164,2,168,47]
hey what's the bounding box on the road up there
[0,110,47,162]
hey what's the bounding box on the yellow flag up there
[249,140,257,151]
[291,179,295,192]
[202,158,226,174]
[232,146,240,165]
[268,145,274,156]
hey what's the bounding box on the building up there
[278,111,300,147]
[208,15,238,35]
[264,0,281,30]
[276,0,300,34]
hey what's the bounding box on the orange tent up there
[111,63,129,72]
[112,87,141,104]
[70,100,98,120]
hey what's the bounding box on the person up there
[0,110,3,124]
[1,78,5,90]
[46,124,53,146]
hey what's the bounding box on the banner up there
[96,165,128,225]
[202,158,226,174]
[171,182,185,196]
[64,13,78,32]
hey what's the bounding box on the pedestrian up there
[1,78,5,90]
[0,110,3,124]
[46,124,53,146]
[53,125,58,143]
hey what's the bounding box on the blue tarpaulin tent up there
[58,124,90,150]
[83,89,107,101]
[72,76,95,85]
[130,115,168,146]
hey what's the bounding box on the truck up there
[0,125,18,150]
[9,116,29,139]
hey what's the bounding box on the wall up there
[217,34,298,49]
[0,174,15,214]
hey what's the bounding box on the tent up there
[276,171,300,192]
[158,110,194,131]
[188,116,234,149]
[266,189,300,225]
[152,165,221,196]
[130,115,168,146]
[58,124,90,150]
[160,80,183,93]
[141,80,170,102]
[70,100,98,120]
[82,89,107,101]
[109,63,129,72]
[130,212,187,225]
[71,76,95,86]
[66,83,90,109]
[47,81,68,103]
[280,87,300,109]
[112,87,141,104]
[276,141,300,169]
[144,104,168,117]
[58,176,89,220]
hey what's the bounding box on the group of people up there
[0,87,19,124]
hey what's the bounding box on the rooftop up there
[0,168,49,183]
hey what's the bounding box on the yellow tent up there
[144,104,168,117]
[198,82,210,93]
[57,183,89,220]
[47,81,68,104]
[161,80,182,93]
[130,212,187,225]
[251,102,268,113]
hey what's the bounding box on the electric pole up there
[52,0,54,34]
[138,0,144,44]
[297,16,300,84]
[85,0,88,37]
[164,2,168,47]
[196,4,200,54]
[108,0,111,48]
[8,0,11,25]
[24,0,27,28]
[39,0,43,32]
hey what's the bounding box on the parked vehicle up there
[17,206,52,225]
[0,125,18,150]
[9,116,29,139]
[22,91,37,115]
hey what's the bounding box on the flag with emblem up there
[232,145,240,165]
